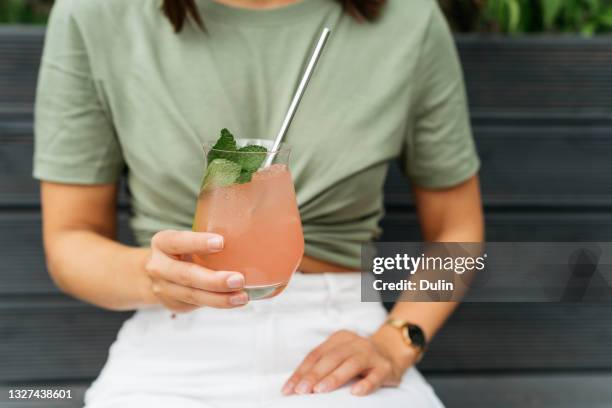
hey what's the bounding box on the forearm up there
[373,186,484,369]
[46,229,156,311]
[387,226,482,340]
[388,300,457,341]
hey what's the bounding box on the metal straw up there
[264,27,331,166]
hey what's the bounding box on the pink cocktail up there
[193,139,304,299]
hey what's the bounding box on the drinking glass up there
[192,139,304,300]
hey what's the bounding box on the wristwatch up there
[385,318,427,363]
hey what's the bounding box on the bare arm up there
[372,175,484,371]
[41,182,152,310]
[282,175,484,397]
[41,181,248,312]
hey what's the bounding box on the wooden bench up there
[1,26,612,407]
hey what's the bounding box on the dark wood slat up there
[458,35,612,120]
[2,210,611,296]
[0,126,130,208]
[473,126,612,207]
[380,211,612,242]
[0,212,134,296]
[1,301,611,381]
[385,125,612,208]
[0,134,38,207]
[2,28,612,208]
[4,126,612,208]
[421,303,612,372]
[0,299,130,383]
[2,28,612,119]
[429,373,612,408]
[3,374,612,408]
[0,27,44,115]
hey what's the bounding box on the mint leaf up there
[236,171,253,184]
[202,129,269,186]
[207,128,237,163]
[236,145,268,172]
[234,145,268,183]
[216,128,237,150]
[200,158,241,191]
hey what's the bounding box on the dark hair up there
[162,0,386,32]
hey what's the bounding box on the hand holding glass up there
[192,139,304,300]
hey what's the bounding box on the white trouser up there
[84,272,444,408]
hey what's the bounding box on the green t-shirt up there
[34,0,479,269]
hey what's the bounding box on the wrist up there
[371,325,418,377]
[134,247,157,307]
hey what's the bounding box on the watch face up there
[407,325,426,349]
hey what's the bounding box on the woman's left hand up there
[282,328,416,397]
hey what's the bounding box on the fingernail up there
[295,381,310,394]
[227,274,244,289]
[229,293,248,305]
[208,236,223,251]
[281,382,294,395]
[313,380,330,393]
[351,384,366,396]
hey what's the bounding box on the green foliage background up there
[2,0,612,34]
[441,0,612,34]
[0,0,52,24]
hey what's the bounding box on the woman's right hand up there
[145,230,248,312]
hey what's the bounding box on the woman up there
[34,0,483,406]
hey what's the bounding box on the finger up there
[351,365,389,396]
[148,255,244,292]
[152,230,223,256]
[154,280,248,308]
[282,336,349,395]
[159,297,199,314]
[300,345,355,394]
[312,356,368,394]
[153,286,198,313]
